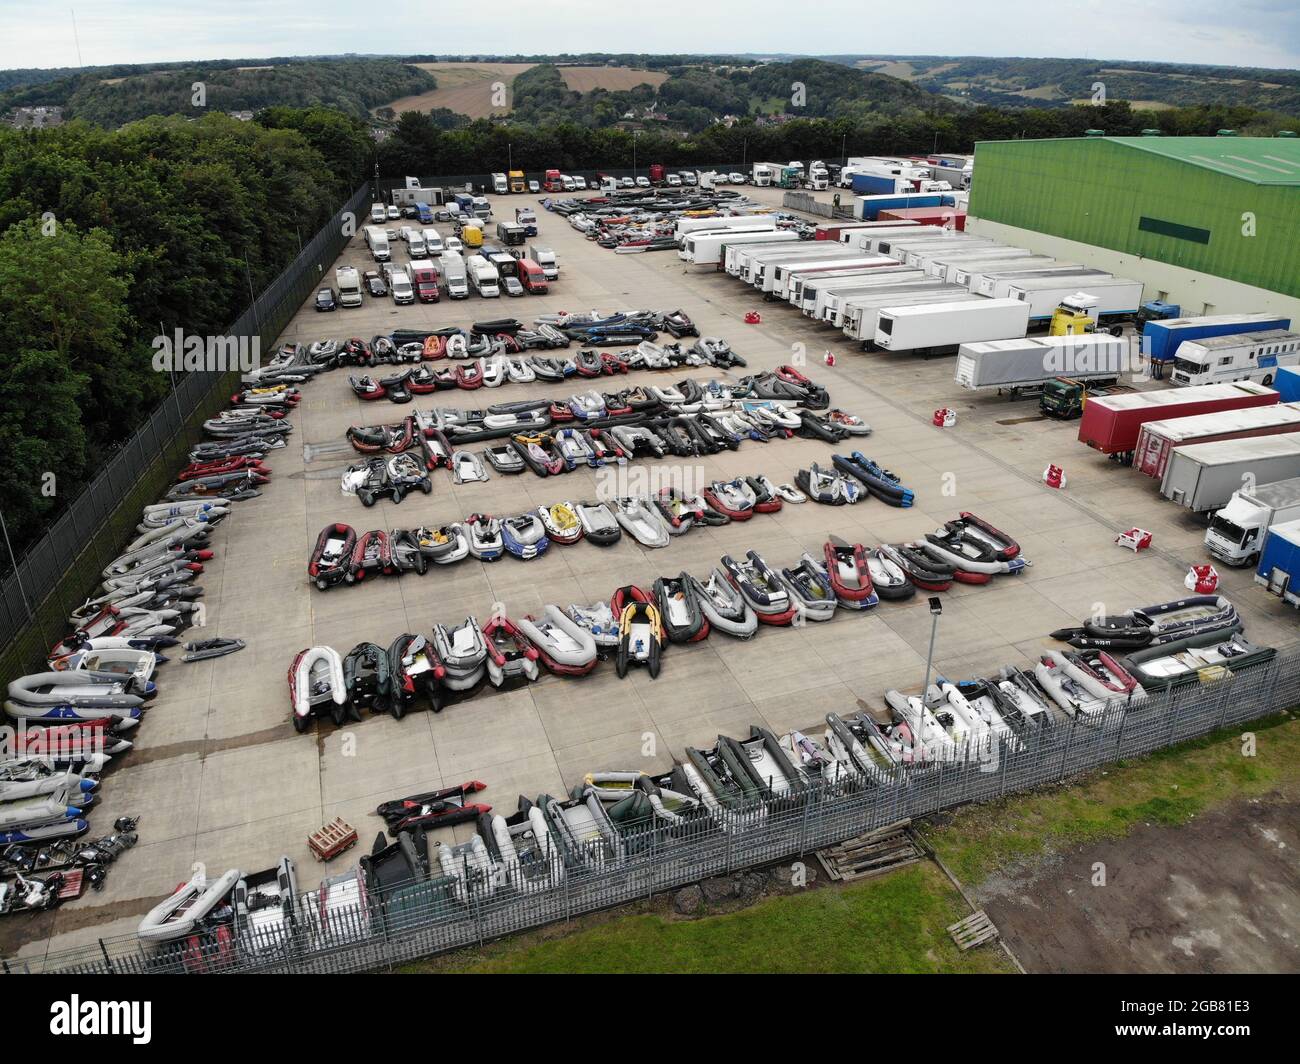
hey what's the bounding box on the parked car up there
[728,172,745,184]
[635,176,651,188]
[363,270,387,297]
[502,275,525,297]
[435,208,452,222]
[445,236,463,254]
[528,180,540,193]
[401,206,418,219]
[385,205,400,221]
[620,176,635,188]
[666,174,682,187]
[315,287,338,312]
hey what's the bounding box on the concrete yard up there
[7,184,1298,964]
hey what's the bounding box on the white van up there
[389,268,414,305]
[408,231,426,256]
[421,228,444,255]
[364,225,390,263]
[370,203,386,224]
[440,252,469,299]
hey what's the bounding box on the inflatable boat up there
[517,606,599,676]
[883,689,958,761]
[703,479,755,521]
[994,667,1060,726]
[411,525,467,565]
[537,502,584,545]
[51,647,159,686]
[0,768,97,804]
[348,529,393,582]
[465,514,504,561]
[289,646,350,731]
[482,617,540,686]
[376,781,490,834]
[388,633,446,714]
[655,488,703,535]
[687,569,758,639]
[565,601,620,649]
[432,618,489,690]
[1034,653,1109,717]
[501,512,550,560]
[865,547,913,601]
[1051,595,1240,650]
[880,543,954,592]
[721,552,798,625]
[719,726,807,799]
[5,672,147,726]
[138,867,240,944]
[824,712,899,782]
[929,679,1020,749]
[832,452,913,507]
[511,433,565,476]
[653,574,710,643]
[780,555,838,622]
[678,741,765,814]
[389,529,428,575]
[1121,632,1274,689]
[1068,650,1144,698]
[921,514,1024,579]
[779,729,854,790]
[823,537,878,610]
[795,463,861,505]
[614,587,663,679]
[575,501,621,546]
[478,800,561,894]
[539,788,624,868]
[0,786,91,830]
[343,642,392,715]
[484,443,525,475]
[613,497,671,548]
[232,857,299,956]
[451,450,490,484]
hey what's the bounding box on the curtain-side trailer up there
[872,298,1030,354]
[1134,402,1300,479]
[954,334,1127,391]
[1160,435,1300,511]
[1077,381,1278,456]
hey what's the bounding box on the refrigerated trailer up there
[923,247,1034,280]
[951,256,1059,289]
[1077,381,1278,456]
[782,260,898,307]
[968,265,1097,297]
[901,239,1002,269]
[816,271,929,325]
[843,225,944,252]
[1133,402,1300,479]
[841,288,985,343]
[984,268,1111,300]
[875,233,991,262]
[873,298,1030,354]
[676,214,776,239]
[1160,435,1300,511]
[681,227,796,266]
[767,255,892,298]
[1003,277,1143,325]
[817,220,919,241]
[794,266,918,316]
[728,238,816,279]
[746,246,864,291]
[955,334,1127,392]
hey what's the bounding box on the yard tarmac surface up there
[6,184,1299,966]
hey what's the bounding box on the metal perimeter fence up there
[7,646,1297,975]
[0,183,372,673]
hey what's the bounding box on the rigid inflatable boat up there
[1122,632,1274,689]
[1034,653,1110,717]
[343,642,392,715]
[517,606,599,676]
[721,552,798,626]
[779,729,854,790]
[780,555,838,622]
[653,574,710,643]
[866,547,913,601]
[921,514,1024,579]
[478,800,561,893]
[501,512,550,560]
[1051,595,1240,650]
[5,672,147,726]
[289,646,350,731]
[883,689,959,761]
[482,617,540,686]
[795,463,861,505]
[824,712,899,782]
[538,502,584,545]
[539,788,624,868]
[719,726,806,799]
[703,479,755,521]
[388,633,446,714]
[465,514,504,561]
[687,569,759,639]
[233,857,299,955]
[832,453,913,507]
[575,501,621,546]
[565,602,621,649]
[823,537,878,609]
[138,867,240,944]
[432,618,489,690]
[613,587,663,679]
[613,497,671,548]
[376,781,490,834]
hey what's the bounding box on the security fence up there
[7,645,1296,976]
[0,183,371,674]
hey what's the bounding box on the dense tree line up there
[0,108,374,551]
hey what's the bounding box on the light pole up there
[841,132,846,167]
[921,596,943,699]
[632,129,641,180]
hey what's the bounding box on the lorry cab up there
[407,259,440,304]
[515,208,537,236]
[517,257,549,294]
[543,169,564,193]
[508,170,526,194]
[1171,330,1300,388]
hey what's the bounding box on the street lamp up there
[632,129,641,179]
[921,597,943,699]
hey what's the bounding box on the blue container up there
[1255,518,1300,607]
[1143,315,1291,364]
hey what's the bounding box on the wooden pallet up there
[948,910,1000,951]
[815,821,923,882]
[309,817,358,862]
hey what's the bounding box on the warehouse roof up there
[977,136,1300,186]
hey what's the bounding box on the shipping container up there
[1143,313,1292,365]
[1207,478,1300,566]
[955,334,1127,391]
[873,298,1031,354]
[878,206,967,230]
[1078,381,1277,455]
[1160,435,1300,511]
[1254,519,1300,607]
[1135,402,1300,479]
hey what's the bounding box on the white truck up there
[492,172,509,195]
[440,251,469,299]
[1002,277,1142,325]
[1170,330,1300,388]
[873,298,1031,354]
[1161,436,1300,511]
[1206,477,1300,566]
[679,227,796,267]
[364,225,390,263]
[752,163,780,187]
[336,266,362,308]
[465,254,500,298]
[528,245,558,280]
[954,334,1127,391]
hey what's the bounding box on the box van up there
[364,225,390,262]
[517,258,549,294]
[440,252,468,299]
[389,268,414,305]
[528,245,558,281]
[336,266,362,308]
[487,251,517,279]
[420,228,442,255]
[515,208,537,236]
[407,259,440,303]
[492,172,508,195]
[370,204,386,224]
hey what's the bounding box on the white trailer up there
[741,244,850,289]
[951,256,1059,288]
[875,233,992,263]
[676,214,775,239]
[727,237,813,279]
[792,265,917,315]
[923,247,1034,280]
[954,334,1127,391]
[982,267,1109,299]
[766,254,889,297]
[841,288,980,343]
[873,298,1030,353]
[1170,330,1300,388]
[816,270,929,325]
[1004,276,1142,324]
[783,258,898,306]
[680,227,795,267]
[842,225,942,250]
[1160,436,1300,511]
[900,238,1002,269]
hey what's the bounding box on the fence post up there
[1058,716,1076,781]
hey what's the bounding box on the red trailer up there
[813,220,921,241]
[649,163,666,185]
[1134,402,1300,478]
[1079,382,1278,457]
[878,206,967,230]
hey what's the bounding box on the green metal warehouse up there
[967,135,1300,321]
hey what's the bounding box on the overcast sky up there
[2,0,1297,70]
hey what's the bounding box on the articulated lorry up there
[955,334,1127,392]
[1134,403,1300,479]
[1170,330,1300,388]
[1078,381,1278,457]
[1143,313,1292,367]
[1160,435,1300,511]
[1207,477,1300,567]
[1255,519,1300,607]
[873,298,1030,354]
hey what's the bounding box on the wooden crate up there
[308,818,358,862]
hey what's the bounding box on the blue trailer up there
[855,193,953,221]
[1275,365,1300,403]
[1255,518,1300,607]
[851,173,912,196]
[1142,313,1291,364]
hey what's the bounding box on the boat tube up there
[517,606,599,676]
[5,673,147,726]
[138,867,240,944]
[653,574,710,643]
[289,646,350,731]
[482,617,541,686]
[823,536,879,610]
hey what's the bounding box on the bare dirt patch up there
[382,62,536,118]
[975,793,1300,973]
[558,66,668,93]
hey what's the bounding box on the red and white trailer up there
[1077,381,1278,457]
[1134,402,1300,479]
